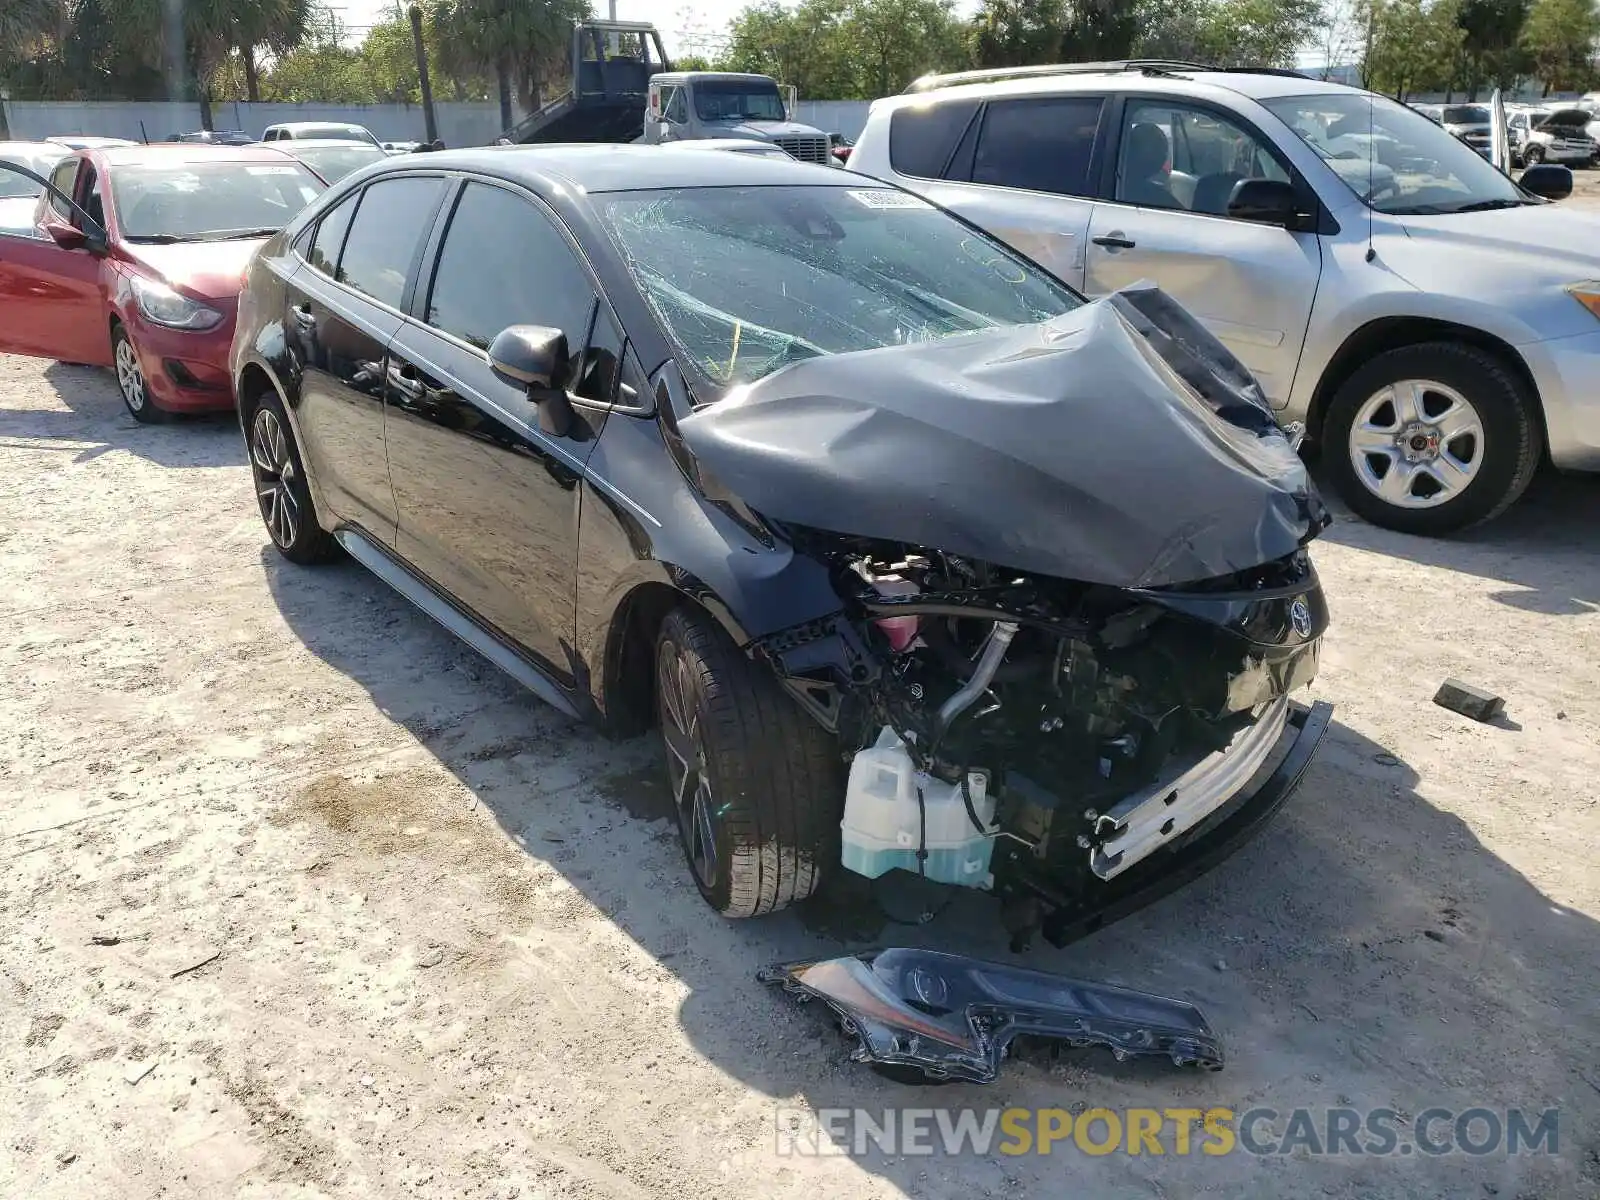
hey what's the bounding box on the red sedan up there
[0,145,325,422]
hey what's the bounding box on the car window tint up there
[972,96,1103,196]
[888,98,980,178]
[308,190,358,274]
[1117,102,1289,215]
[426,183,597,371]
[49,158,78,219]
[336,176,445,308]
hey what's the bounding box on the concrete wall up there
[1,101,504,147]
[791,100,872,139]
[1,97,875,147]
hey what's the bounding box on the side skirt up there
[333,528,582,721]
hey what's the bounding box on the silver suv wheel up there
[1347,379,1484,510]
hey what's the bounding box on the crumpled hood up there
[699,119,824,141]
[678,286,1329,589]
[120,237,265,301]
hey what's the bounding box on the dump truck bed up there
[505,94,648,145]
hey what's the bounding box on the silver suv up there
[849,64,1600,533]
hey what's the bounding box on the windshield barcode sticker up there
[846,189,932,210]
[245,165,300,175]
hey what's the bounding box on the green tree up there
[968,0,1069,67]
[1363,0,1464,98]
[672,52,714,71]
[1454,0,1530,95]
[1521,0,1599,91]
[1198,0,1327,64]
[232,0,314,102]
[719,0,856,99]
[433,0,589,130]
[841,0,966,96]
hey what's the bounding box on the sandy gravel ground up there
[0,308,1597,1200]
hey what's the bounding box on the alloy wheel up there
[1348,379,1484,510]
[115,337,147,412]
[250,408,301,549]
[657,640,718,891]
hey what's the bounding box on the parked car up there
[0,145,325,421]
[261,121,382,149]
[848,66,1599,535]
[0,140,68,235]
[381,140,422,155]
[46,135,139,150]
[167,129,256,146]
[1508,107,1597,166]
[1410,102,1443,124]
[829,132,855,163]
[257,138,389,183]
[228,145,1333,945]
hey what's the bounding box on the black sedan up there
[231,146,1332,948]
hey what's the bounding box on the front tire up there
[1522,144,1544,166]
[247,391,338,564]
[1323,342,1540,535]
[112,325,166,424]
[654,607,842,917]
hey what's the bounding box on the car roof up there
[391,143,857,194]
[881,67,1373,112]
[96,144,304,167]
[653,71,779,85]
[0,140,66,154]
[266,121,369,131]
[265,139,386,149]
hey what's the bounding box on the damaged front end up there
[757,535,1333,947]
[677,284,1335,948]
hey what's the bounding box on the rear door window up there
[424,181,598,372]
[888,98,980,178]
[971,96,1104,197]
[335,176,447,309]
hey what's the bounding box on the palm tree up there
[234,0,315,102]
[434,0,589,130]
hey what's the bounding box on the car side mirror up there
[489,324,576,437]
[1519,163,1573,200]
[1226,178,1301,227]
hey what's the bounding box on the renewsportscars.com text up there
[775,1106,1560,1159]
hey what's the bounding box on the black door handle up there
[1092,233,1136,250]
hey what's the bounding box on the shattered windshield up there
[595,185,1082,392]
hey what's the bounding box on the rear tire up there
[654,607,842,917]
[246,390,338,565]
[1322,341,1540,536]
[112,324,167,424]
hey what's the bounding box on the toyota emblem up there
[1289,597,1313,639]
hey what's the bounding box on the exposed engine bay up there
[754,533,1331,949]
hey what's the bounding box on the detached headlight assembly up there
[130,275,222,330]
[1566,282,1600,321]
